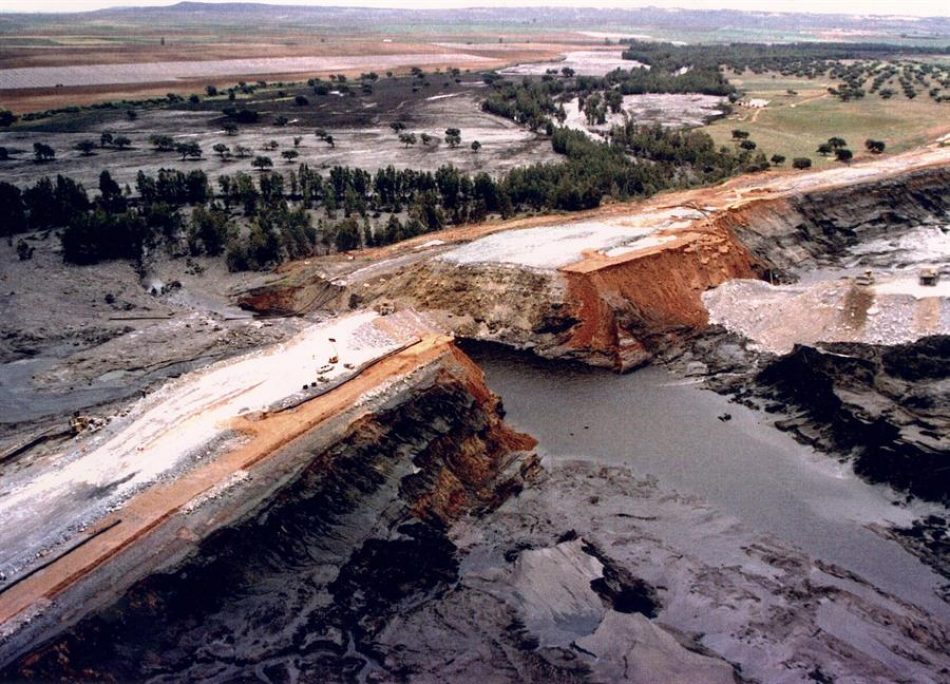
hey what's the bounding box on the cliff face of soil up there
[355,260,579,361]
[561,226,760,370]
[756,335,950,504]
[0,341,539,675]
[238,269,345,317]
[723,165,950,271]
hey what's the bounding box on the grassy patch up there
[704,70,950,167]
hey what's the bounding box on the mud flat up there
[0,309,538,669]
[238,145,950,371]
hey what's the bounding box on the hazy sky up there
[1,0,948,16]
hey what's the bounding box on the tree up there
[334,217,361,252]
[252,155,273,172]
[835,148,853,163]
[213,143,231,159]
[74,139,97,156]
[175,141,202,161]
[399,132,417,148]
[828,136,848,150]
[561,66,575,78]
[100,132,114,148]
[792,157,812,169]
[390,121,406,133]
[16,239,34,261]
[97,170,126,212]
[282,149,300,163]
[206,84,218,97]
[274,115,289,127]
[0,109,18,127]
[126,109,138,121]
[294,95,310,106]
[770,154,786,165]
[444,127,461,148]
[235,145,252,158]
[471,140,481,153]
[0,182,26,236]
[33,142,55,162]
[189,205,230,256]
[150,134,175,152]
[731,129,750,140]
[113,135,132,150]
[739,139,757,151]
[223,122,238,136]
[293,136,303,147]
[420,133,434,146]
[865,139,886,154]
[324,134,335,148]
[816,142,833,156]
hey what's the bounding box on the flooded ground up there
[467,343,950,622]
[0,92,558,191]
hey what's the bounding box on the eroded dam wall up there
[237,153,950,371]
[719,164,950,270]
[0,323,537,671]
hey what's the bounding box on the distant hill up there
[1,2,948,46]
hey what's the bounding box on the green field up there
[704,70,950,167]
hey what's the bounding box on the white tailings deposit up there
[439,208,703,270]
[705,275,950,355]
[499,50,645,77]
[0,311,417,581]
[562,93,726,135]
[0,53,493,90]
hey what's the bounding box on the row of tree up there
[1,119,801,270]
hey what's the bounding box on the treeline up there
[619,40,949,76]
[2,122,760,270]
[619,40,950,102]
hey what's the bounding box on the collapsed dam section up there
[0,310,538,669]
[238,145,950,371]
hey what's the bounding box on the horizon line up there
[0,1,947,20]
